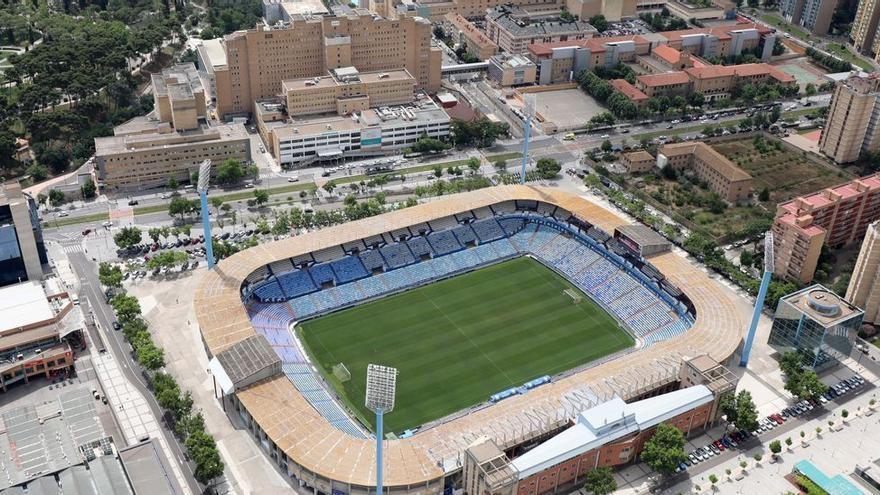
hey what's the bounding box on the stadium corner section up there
[193,185,748,495]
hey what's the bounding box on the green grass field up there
[298,257,634,433]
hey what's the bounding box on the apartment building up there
[256,94,450,167]
[850,0,880,55]
[487,54,538,86]
[780,0,835,35]
[846,220,880,325]
[443,12,499,60]
[773,173,880,283]
[526,35,651,85]
[658,142,753,203]
[0,181,46,287]
[282,67,416,117]
[485,4,598,55]
[819,73,880,164]
[199,10,442,120]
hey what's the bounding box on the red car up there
[770,414,785,425]
[714,440,726,451]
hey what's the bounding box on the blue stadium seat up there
[452,225,477,245]
[427,230,462,256]
[407,236,433,257]
[276,270,318,298]
[380,242,416,269]
[330,256,369,284]
[309,263,336,285]
[471,218,505,242]
[359,249,385,271]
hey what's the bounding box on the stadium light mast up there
[366,364,397,495]
[197,159,216,269]
[519,95,535,185]
[740,231,774,367]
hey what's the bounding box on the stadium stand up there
[246,211,696,436]
[269,259,294,275]
[330,256,369,284]
[313,246,346,263]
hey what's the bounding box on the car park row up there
[676,373,867,473]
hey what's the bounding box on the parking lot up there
[532,89,607,132]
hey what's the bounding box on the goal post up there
[333,363,351,382]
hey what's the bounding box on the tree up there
[168,197,198,218]
[186,430,225,484]
[785,437,793,447]
[589,14,608,32]
[114,227,142,249]
[433,166,443,179]
[80,178,96,199]
[841,409,849,420]
[26,164,49,182]
[805,83,817,96]
[769,440,782,457]
[708,474,718,486]
[167,176,179,190]
[323,181,337,195]
[536,158,562,179]
[734,390,759,432]
[493,159,507,173]
[451,118,509,148]
[641,423,687,475]
[253,189,269,206]
[210,197,224,215]
[111,294,142,323]
[688,91,705,107]
[601,139,612,152]
[215,159,245,185]
[148,227,162,243]
[583,467,616,494]
[48,189,65,206]
[467,157,481,175]
[758,187,770,202]
[98,262,124,289]
[137,341,165,370]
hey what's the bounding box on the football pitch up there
[297,257,634,433]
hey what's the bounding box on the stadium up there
[195,186,745,495]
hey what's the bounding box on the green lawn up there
[298,257,633,433]
[825,43,874,71]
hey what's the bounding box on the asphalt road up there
[67,251,202,494]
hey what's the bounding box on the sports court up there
[772,59,824,89]
[531,89,606,132]
[298,257,634,433]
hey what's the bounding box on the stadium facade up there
[195,186,746,495]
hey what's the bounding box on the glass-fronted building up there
[0,182,46,288]
[768,285,862,370]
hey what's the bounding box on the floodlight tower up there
[197,159,216,269]
[740,231,774,367]
[366,364,398,495]
[519,95,535,185]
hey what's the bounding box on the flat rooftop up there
[0,282,54,335]
[96,122,248,155]
[282,68,414,92]
[0,388,108,490]
[118,440,184,495]
[782,285,863,327]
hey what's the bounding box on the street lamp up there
[197,160,216,269]
[519,94,535,185]
[366,364,397,495]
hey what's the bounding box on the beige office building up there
[820,74,880,164]
[485,4,597,55]
[282,67,416,117]
[851,0,880,55]
[658,142,753,203]
[846,220,880,324]
[199,10,442,120]
[95,63,251,190]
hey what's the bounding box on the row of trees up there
[451,118,509,148]
[577,70,640,120]
[805,47,852,72]
[108,293,225,484]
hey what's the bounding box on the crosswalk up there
[60,243,84,254]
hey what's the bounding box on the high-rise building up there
[819,73,880,164]
[768,285,862,370]
[0,181,46,288]
[779,0,836,35]
[198,9,442,120]
[846,220,880,325]
[850,0,880,55]
[772,173,880,284]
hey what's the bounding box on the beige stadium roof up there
[194,185,746,488]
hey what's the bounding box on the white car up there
[287,176,300,182]
[102,221,113,228]
[58,211,69,217]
